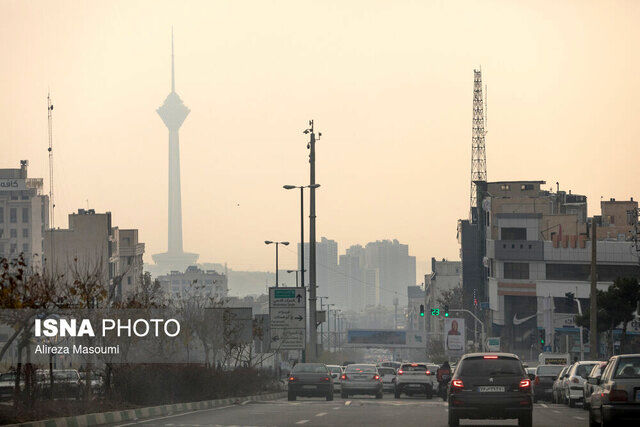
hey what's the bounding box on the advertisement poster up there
[444,318,466,357]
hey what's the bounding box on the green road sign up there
[274,289,296,298]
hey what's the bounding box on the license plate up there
[302,385,316,390]
[478,386,505,392]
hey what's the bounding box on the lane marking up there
[333,406,340,410]
[540,403,548,408]
[316,412,327,417]
[574,416,585,420]
[345,400,351,406]
[295,420,310,424]
[115,405,235,426]
[552,410,560,414]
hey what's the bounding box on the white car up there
[563,361,599,407]
[327,365,343,391]
[553,366,570,403]
[377,366,397,392]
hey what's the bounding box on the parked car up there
[447,353,532,427]
[341,364,383,399]
[377,367,397,392]
[583,361,607,410]
[563,361,599,407]
[39,369,82,399]
[553,366,570,404]
[395,362,436,399]
[287,363,333,401]
[79,370,104,395]
[589,354,640,426]
[326,365,343,391]
[533,364,565,402]
[0,372,23,401]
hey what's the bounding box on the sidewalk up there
[7,391,286,427]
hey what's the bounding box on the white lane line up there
[295,420,310,424]
[333,406,340,410]
[552,410,561,414]
[540,403,549,408]
[345,400,351,406]
[316,412,327,417]
[115,405,235,426]
[574,416,585,420]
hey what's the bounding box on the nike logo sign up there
[513,313,540,325]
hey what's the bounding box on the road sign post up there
[269,287,306,352]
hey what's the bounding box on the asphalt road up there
[107,393,590,427]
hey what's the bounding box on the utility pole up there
[319,296,328,353]
[305,120,320,360]
[589,218,598,359]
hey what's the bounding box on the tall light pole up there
[265,241,289,287]
[286,269,305,287]
[589,218,598,359]
[304,120,321,360]
[283,184,321,288]
[326,303,335,352]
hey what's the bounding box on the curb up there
[8,391,286,427]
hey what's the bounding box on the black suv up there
[448,353,533,427]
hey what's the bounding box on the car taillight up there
[483,355,498,359]
[425,370,431,375]
[322,377,330,381]
[571,377,579,384]
[341,374,347,380]
[397,369,403,375]
[534,376,540,385]
[451,379,464,388]
[608,389,628,402]
[288,376,296,382]
[373,374,379,380]
[519,379,531,390]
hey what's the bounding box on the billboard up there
[444,318,465,357]
[347,329,406,346]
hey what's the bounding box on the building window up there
[10,193,18,200]
[10,243,17,253]
[501,227,527,240]
[9,208,17,223]
[22,243,29,252]
[10,229,17,238]
[500,184,510,191]
[521,184,534,191]
[504,262,529,280]
[21,193,28,200]
[0,207,3,223]
[127,277,132,285]
[22,228,29,238]
[22,207,29,223]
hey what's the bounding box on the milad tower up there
[152,31,199,272]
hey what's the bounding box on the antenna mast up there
[469,69,487,212]
[47,93,55,229]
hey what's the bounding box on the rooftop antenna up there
[470,69,487,212]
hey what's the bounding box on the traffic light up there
[419,304,425,317]
[539,329,546,345]
[444,305,450,317]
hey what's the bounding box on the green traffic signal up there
[419,304,425,317]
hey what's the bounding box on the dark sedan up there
[448,353,533,427]
[533,364,565,402]
[287,363,333,401]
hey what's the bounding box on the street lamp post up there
[264,241,289,287]
[283,184,321,289]
[286,269,306,287]
[326,303,335,352]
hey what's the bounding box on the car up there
[533,364,565,402]
[525,367,536,381]
[377,367,397,392]
[341,364,383,399]
[39,369,82,399]
[79,370,105,395]
[326,365,343,391]
[447,353,533,427]
[0,372,23,401]
[552,366,570,404]
[563,361,599,407]
[395,362,436,399]
[589,353,640,426]
[583,361,607,410]
[287,363,334,401]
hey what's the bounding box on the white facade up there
[157,265,228,299]
[425,258,462,334]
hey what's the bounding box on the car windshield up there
[459,357,524,376]
[614,357,640,378]
[345,365,377,373]
[292,364,328,374]
[400,364,426,371]
[574,364,597,378]
[537,365,564,376]
[0,373,16,381]
[378,368,395,375]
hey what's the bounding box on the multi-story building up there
[298,237,339,301]
[0,160,49,270]
[44,209,145,300]
[483,181,640,357]
[425,258,462,334]
[407,285,426,331]
[157,265,228,299]
[364,239,416,307]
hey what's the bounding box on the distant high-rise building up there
[152,30,199,273]
[157,265,228,300]
[298,237,338,301]
[0,161,49,270]
[363,239,416,307]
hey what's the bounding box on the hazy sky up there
[2,0,639,284]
